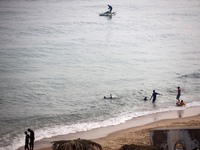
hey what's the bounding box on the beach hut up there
[150,127,200,150]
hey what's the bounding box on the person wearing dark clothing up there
[108,5,112,12]
[24,131,30,150]
[28,129,35,150]
[143,97,147,101]
[150,90,162,103]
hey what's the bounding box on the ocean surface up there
[0,0,200,149]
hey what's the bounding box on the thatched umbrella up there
[119,144,161,150]
[51,138,102,150]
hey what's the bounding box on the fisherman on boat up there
[99,5,115,17]
[108,5,112,12]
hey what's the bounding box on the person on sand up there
[24,131,30,150]
[110,94,112,99]
[28,129,35,150]
[150,90,162,103]
[176,87,181,101]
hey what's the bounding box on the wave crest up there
[180,72,200,79]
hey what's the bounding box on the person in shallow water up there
[104,94,113,99]
[107,5,112,12]
[177,100,185,106]
[143,97,147,101]
[150,90,162,103]
[176,87,181,101]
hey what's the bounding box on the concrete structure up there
[150,127,200,150]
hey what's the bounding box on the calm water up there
[0,0,200,149]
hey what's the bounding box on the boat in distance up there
[99,11,116,16]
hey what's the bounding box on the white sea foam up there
[1,102,200,150]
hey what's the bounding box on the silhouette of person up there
[143,97,147,101]
[108,5,112,12]
[24,131,30,150]
[28,129,35,150]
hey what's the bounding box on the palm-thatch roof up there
[51,138,102,150]
[119,144,161,150]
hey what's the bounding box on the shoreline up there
[17,106,200,150]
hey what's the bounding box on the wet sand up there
[17,106,200,150]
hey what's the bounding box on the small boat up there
[99,11,116,16]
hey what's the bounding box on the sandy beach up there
[18,107,200,150]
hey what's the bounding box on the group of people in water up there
[148,87,185,106]
[24,128,35,150]
[25,87,184,149]
[105,87,185,106]
[144,87,185,106]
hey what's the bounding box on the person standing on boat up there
[108,5,112,12]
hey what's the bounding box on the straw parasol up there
[51,138,102,150]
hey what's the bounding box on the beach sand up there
[18,107,200,150]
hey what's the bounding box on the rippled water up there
[0,0,200,149]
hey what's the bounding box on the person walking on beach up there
[176,87,181,101]
[150,90,162,103]
[28,129,35,150]
[24,131,30,150]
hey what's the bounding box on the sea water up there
[0,0,200,149]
